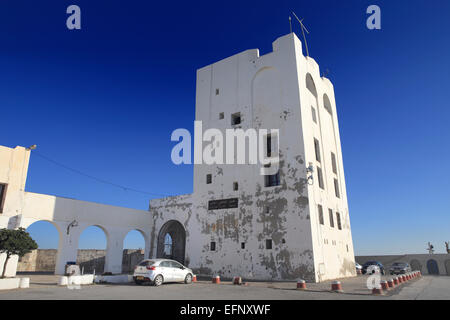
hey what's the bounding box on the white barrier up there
[94,274,133,284]
[0,278,21,290]
[59,274,94,286]
[19,277,30,288]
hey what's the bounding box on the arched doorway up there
[122,229,146,274]
[157,220,186,264]
[77,225,108,274]
[21,220,61,274]
[445,260,450,276]
[410,259,422,272]
[426,259,439,275]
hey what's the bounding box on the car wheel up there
[153,275,164,287]
[184,273,193,284]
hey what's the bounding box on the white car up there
[133,259,194,286]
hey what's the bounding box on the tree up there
[0,228,38,278]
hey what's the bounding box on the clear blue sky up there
[1,1,449,254]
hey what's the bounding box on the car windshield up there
[393,263,406,267]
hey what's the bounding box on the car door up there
[170,261,185,281]
[159,261,173,282]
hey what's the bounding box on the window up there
[331,152,337,174]
[206,174,212,184]
[215,88,219,95]
[210,241,216,251]
[0,183,6,213]
[336,212,342,230]
[231,112,241,125]
[241,242,245,249]
[164,233,172,256]
[314,138,321,163]
[317,167,324,189]
[282,238,286,244]
[233,182,238,191]
[329,209,334,228]
[219,112,224,119]
[267,134,272,157]
[170,261,183,269]
[266,239,272,250]
[334,178,340,198]
[318,205,324,225]
[264,169,280,187]
[311,106,317,123]
[265,206,270,214]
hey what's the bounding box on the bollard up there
[212,276,220,284]
[19,278,30,289]
[296,279,306,290]
[192,275,197,283]
[398,276,403,284]
[387,279,395,289]
[233,277,242,285]
[381,280,389,291]
[58,276,69,286]
[402,275,407,282]
[331,281,343,292]
[372,286,384,295]
[393,277,399,285]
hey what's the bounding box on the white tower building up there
[150,32,356,282]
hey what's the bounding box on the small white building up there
[1,33,355,282]
[149,33,356,282]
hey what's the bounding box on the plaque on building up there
[208,198,238,210]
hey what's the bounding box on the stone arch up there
[21,220,63,274]
[77,225,109,274]
[122,229,147,274]
[445,260,450,276]
[157,220,186,265]
[410,259,422,272]
[426,259,439,275]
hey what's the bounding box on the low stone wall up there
[17,249,144,274]
[356,254,450,276]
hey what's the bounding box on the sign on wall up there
[208,198,238,210]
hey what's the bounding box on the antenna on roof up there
[291,11,310,57]
[288,16,292,34]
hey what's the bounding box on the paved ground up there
[1,274,449,300]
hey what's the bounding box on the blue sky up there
[1,1,450,254]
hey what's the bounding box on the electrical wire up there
[31,150,172,198]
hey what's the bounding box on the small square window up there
[210,241,216,251]
[219,112,224,119]
[233,182,238,191]
[215,88,219,95]
[264,170,280,187]
[241,242,245,249]
[231,112,241,125]
[266,239,272,250]
[206,174,212,184]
